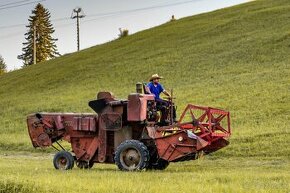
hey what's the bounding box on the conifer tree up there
[18,3,60,66]
[0,55,7,75]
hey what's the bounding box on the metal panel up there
[114,126,132,149]
[73,117,96,132]
[127,94,155,121]
[100,113,122,131]
[155,131,197,162]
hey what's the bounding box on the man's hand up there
[163,90,171,97]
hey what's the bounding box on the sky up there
[0,0,248,70]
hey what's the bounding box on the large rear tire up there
[114,140,149,171]
[53,151,74,170]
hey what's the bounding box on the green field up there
[0,0,290,192]
[0,155,289,193]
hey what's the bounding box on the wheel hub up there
[121,148,141,169]
[57,157,68,169]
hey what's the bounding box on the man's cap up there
[149,74,163,81]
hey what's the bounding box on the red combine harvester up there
[27,84,231,171]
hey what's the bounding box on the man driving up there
[145,74,176,123]
[145,74,171,100]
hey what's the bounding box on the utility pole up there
[71,7,85,51]
[33,24,36,64]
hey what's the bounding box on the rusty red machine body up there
[27,89,231,171]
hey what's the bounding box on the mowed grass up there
[0,0,290,192]
[0,155,289,193]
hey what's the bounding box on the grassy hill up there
[1,0,289,155]
[0,0,289,192]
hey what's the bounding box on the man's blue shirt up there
[147,82,164,99]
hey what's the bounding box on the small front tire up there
[53,151,74,170]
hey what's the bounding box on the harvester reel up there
[114,140,149,171]
[53,151,74,170]
[178,104,231,154]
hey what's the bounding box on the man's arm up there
[163,90,171,97]
[145,86,152,94]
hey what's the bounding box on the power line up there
[81,0,197,27]
[0,0,196,29]
[0,0,199,39]
[0,31,23,39]
[75,0,199,25]
[0,23,26,29]
[0,17,70,30]
[52,17,70,22]
[0,0,32,7]
[0,0,45,11]
[86,0,197,19]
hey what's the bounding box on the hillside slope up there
[0,0,289,158]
